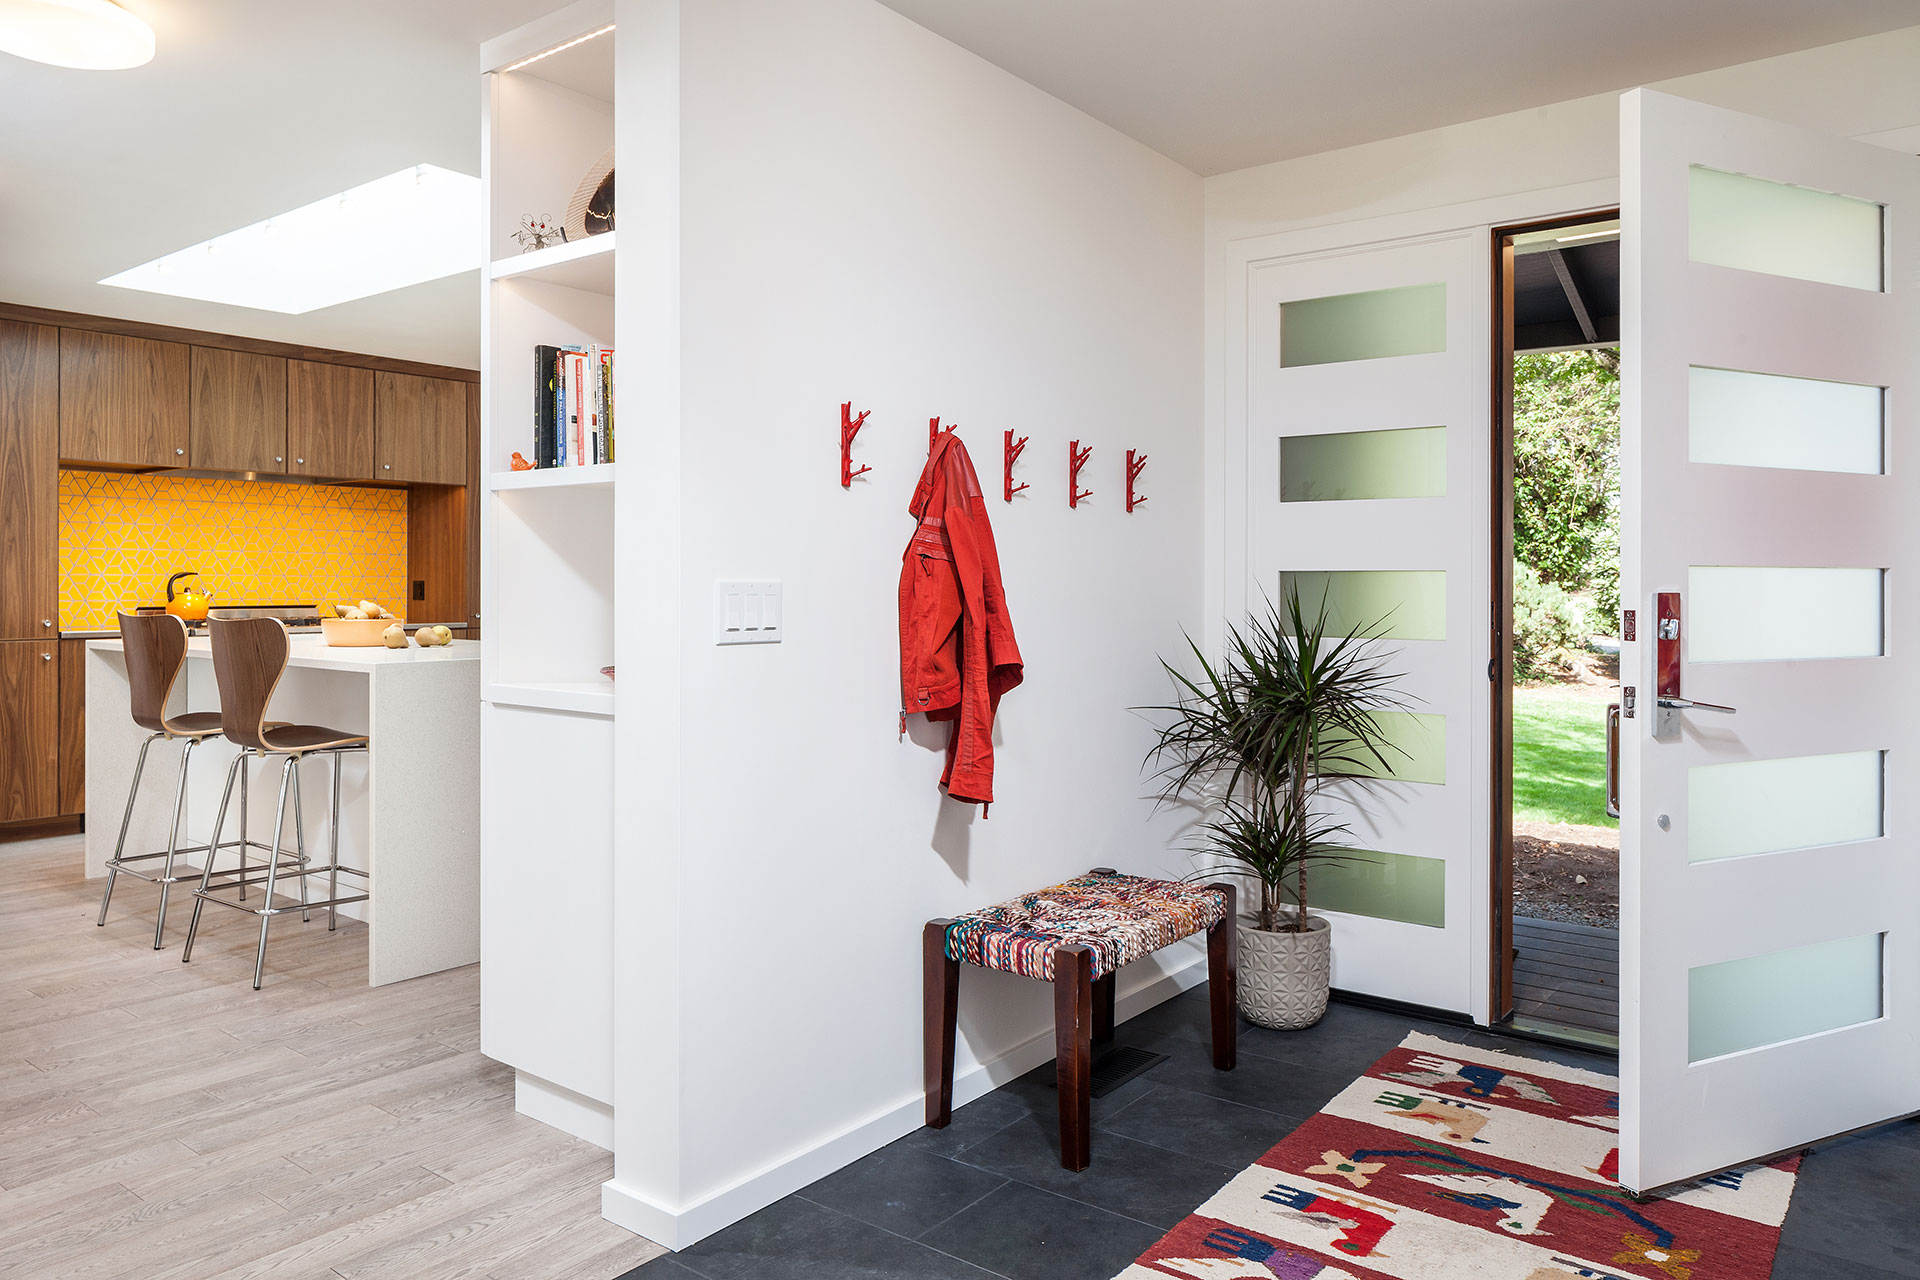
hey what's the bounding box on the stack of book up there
[532,344,614,467]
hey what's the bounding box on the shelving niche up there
[476,0,619,1154]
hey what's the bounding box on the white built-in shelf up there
[488,463,618,493]
[484,680,615,717]
[491,232,615,295]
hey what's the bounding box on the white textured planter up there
[1237,913,1332,1030]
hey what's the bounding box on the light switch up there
[715,581,783,645]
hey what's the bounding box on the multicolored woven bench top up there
[941,871,1229,982]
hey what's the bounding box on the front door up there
[1619,88,1920,1192]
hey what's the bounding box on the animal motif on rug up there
[1374,1089,1492,1143]
[1258,1183,1398,1257]
[1381,1053,1559,1105]
[1406,1171,1555,1235]
[1148,1227,1361,1280]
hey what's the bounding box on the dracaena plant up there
[1144,585,1409,933]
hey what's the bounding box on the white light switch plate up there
[714,580,783,645]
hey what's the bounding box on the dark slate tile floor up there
[618,987,1920,1280]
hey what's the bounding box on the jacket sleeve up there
[939,451,997,805]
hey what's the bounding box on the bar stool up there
[180,617,370,990]
[96,612,271,950]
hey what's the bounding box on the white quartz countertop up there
[88,633,480,673]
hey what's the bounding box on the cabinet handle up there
[42,619,51,628]
[41,652,52,661]
[382,463,391,470]
[175,447,185,456]
[296,457,304,464]
[275,455,283,463]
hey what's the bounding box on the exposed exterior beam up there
[1546,248,1598,345]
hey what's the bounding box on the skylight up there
[100,164,481,314]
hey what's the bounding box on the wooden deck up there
[1511,915,1618,1042]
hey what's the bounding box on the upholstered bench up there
[924,868,1236,1171]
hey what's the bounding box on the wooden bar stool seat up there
[96,613,276,950]
[180,617,370,989]
[925,868,1237,1171]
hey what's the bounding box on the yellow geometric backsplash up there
[59,471,408,632]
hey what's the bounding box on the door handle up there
[1653,590,1737,737]
[1605,702,1621,818]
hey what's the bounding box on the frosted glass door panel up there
[1688,751,1883,863]
[1689,166,1883,292]
[1688,566,1883,662]
[1284,849,1445,928]
[1689,367,1884,474]
[1280,283,1446,367]
[1280,426,1446,502]
[1281,570,1445,641]
[1688,933,1884,1062]
[1325,711,1446,786]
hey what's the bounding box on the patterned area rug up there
[1116,1032,1797,1280]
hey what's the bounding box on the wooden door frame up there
[1488,207,1622,1027]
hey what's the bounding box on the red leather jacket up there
[900,432,1023,806]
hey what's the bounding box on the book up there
[533,344,560,468]
[599,347,614,463]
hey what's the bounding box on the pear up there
[382,624,408,649]
[433,625,453,644]
[340,606,368,620]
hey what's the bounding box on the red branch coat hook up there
[1003,429,1030,502]
[1068,439,1093,508]
[840,402,871,487]
[1126,449,1148,513]
[929,416,957,453]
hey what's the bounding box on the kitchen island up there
[85,634,480,986]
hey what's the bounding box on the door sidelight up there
[1653,590,1736,738]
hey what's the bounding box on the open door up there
[1619,88,1920,1193]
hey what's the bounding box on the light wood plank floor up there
[0,833,663,1280]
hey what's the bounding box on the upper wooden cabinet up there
[287,360,373,479]
[375,372,467,485]
[59,329,190,467]
[190,347,287,473]
[0,322,58,641]
[0,640,58,823]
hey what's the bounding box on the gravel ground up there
[1514,822,1618,928]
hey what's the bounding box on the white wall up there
[609,0,1203,1247]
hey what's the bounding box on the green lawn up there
[1513,685,1618,829]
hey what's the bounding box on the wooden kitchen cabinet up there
[59,329,190,467]
[58,637,86,816]
[0,640,59,823]
[0,321,58,642]
[190,347,287,473]
[374,372,467,484]
[287,360,374,478]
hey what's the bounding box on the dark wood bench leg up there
[1206,883,1237,1071]
[925,919,958,1128]
[1054,944,1094,1171]
[1092,972,1115,1044]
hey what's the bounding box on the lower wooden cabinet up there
[59,638,86,817]
[0,640,59,823]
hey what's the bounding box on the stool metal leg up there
[181,750,248,965]
[152,736,201,951]
[254,756,297,990]
[238,749,250,901]
[329,751,342,932]
[291,757,311,924]
[97,732,161,927]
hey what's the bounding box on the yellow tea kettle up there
[164,572,214,622]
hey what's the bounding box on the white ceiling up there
[5,1,1918,369]
[0,0,562,370]
[877,0,1920,176]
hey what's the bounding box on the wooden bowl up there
[319,617,404,647]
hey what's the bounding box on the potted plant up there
[1145,587,1406,1030]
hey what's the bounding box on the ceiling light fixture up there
[502,22,612,72]
[0,0,153,70]
[100,164,482,314]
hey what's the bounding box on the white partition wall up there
[477,0,618,1148]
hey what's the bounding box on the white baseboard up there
[516,1070,615,1150]
[600,951,1209,1251]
